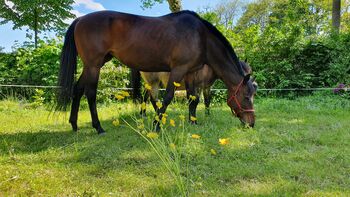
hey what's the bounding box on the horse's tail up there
[57,18,79,110]
[131,68,142,103]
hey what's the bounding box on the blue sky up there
[0,0,222,52]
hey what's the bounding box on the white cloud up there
[71,9,85,17]
[73,0,106,11]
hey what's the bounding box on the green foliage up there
[0,0,75,46]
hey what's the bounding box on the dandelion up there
[147,132,159,139]
[145,83,152,90]
[156,101,163,109]
[112,119,120,127]
[161,116,167,125]
[191,134,201,139]
[179,115,185,121]
[170,119,175,127]
[169,143,176,150]
[173,82,181,87]
[210,149,217,155]
[190,116,197,122]
[219,138,229,145]
[189,95,197,101]
[141,102,147,110]
[120,91,130,97]
[155,115,160,122]
[137,124,145,130]
[115,94,125,100]
[162,113,168,117]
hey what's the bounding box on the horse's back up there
[74,11,206,71]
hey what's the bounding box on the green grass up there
[0,95,349,196]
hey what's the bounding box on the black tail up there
[131,68,142,103]
[57,19,79,110]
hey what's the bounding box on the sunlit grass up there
[0,95,349,196]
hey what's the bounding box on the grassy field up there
[0,95,349,196]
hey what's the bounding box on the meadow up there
[0,95,349,196]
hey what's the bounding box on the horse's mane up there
[174,10,245,76]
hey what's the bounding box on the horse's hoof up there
[97,127,106,135]
[190,120,197,125]
[70,122,78,132]
[98,131,106,136]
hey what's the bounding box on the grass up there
[0,95,349,196]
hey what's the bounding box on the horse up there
[136,61,255,124]
[57,10,257,134]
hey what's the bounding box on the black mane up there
[176,10,245,76]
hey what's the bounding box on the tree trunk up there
[167,0,181,12]
[332,0,341,32]
[34,8,38,48]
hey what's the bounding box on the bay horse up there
[57,10,257,134]
[137,61,255,124]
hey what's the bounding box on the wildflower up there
[190,116,197,122]
[141,102,147,110]
[141,130,147,135]
[191,134,201,139]
[147,132,159,139]
[219,138,229,145]
[173,82,181,87]
[162,113,168,117]
[137,124,144,130]
[170,119,175,127]
[112,119,120,127]
[115,94,125,100]
[120,91,130,97]
[189,95,197,101]
[145,83,152,90]
[179,115,185,121]
[210,149,217,155]
[161,116,167,125]
[169,143,176,150]
[155,115,160,122]
[156,101,163,109]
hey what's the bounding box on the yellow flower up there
[191,134,201,139]
[147,132,159,139]
[179,115,185,121]
[141,102,147,110]
[189,95,197,101]
[115,94,125,100]
[161,116,167,125]
[145,83,152,90]
[169,143,176,150]
[137,124,144,130]
[162,113,168,117]
[190,116,197,121]
[120,91,130,97]
[219,138,229,145]
[170,119,175,127]
[155,115,160,122]
[210,149,217,155]
[156,101,163,109]
[173,82,181,87]
[112,119,120,127]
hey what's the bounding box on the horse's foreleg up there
[187,84,200,124]
[69,76,85,131]
[84,67,105,135]
[203,87,211,115]
[154,68,187,130]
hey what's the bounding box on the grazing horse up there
[57,10,257,134]
[137,61,255,123]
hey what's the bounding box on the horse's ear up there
[243,74,250,84]
[244,58,248,63]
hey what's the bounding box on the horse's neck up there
[206,35,243,88]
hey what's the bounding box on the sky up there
[0,0,222,52]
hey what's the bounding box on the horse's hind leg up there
[69,76,85,131]
[83,66,105,134]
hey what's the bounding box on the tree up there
[215,0,245,29]
[140,0,181,12]
[0,0,75,48]
[332,0,341,32]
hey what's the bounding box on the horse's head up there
[227,61,257,127]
